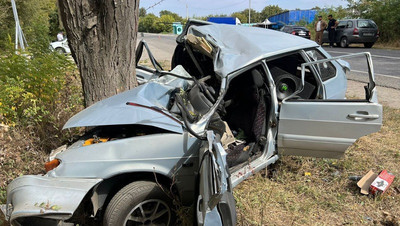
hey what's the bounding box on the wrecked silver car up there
[1,20,382,225]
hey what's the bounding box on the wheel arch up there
[69,171,180,224]
[97,172,178,218]
[55,47,66,53]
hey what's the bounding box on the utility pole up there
[186,0,188,20]
[11,0,27,51]
[248,0,251,24]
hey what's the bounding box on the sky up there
[140,0,348,18]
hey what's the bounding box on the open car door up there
[197,131,236,225]
[278,52,382,158]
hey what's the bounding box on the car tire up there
[103,181,175,226]
[340,37,349,48]
[364,42,374,48]
[55,47,66,54]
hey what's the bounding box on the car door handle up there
[348,113,379,119]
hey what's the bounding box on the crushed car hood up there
[63,82,183,134]
[187,23,318,78]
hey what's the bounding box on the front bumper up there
[2,175,101,225]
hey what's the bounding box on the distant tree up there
[231,9,260,23]
[245,8,261,23]
[159,10,182,21]
[138,13,158,33]
[139,7,147,17]
[231,12,247,24]
[48,7,61,39]
[260,5,285,20]
[315,6,347,21]
[155,14,175,33]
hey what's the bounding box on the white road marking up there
[327,50,400,60]
[351,70,400,79]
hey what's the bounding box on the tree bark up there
[58,0,139,107]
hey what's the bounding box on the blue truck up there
[207,17,241,25]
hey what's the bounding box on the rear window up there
[337,21,347,28]
[293,27,308,31]
[283,26,292,32]
[358,20,377,28]
[305,49,336,81]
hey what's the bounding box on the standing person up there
[327,15,338,47]
[314,15,327,45]
[57,31,64,41]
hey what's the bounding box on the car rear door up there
[335,20,347,42]
[277,52,382,158]
[196,131,236,225]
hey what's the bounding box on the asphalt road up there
[137,33,177,62]
[323,46,400,89]
[139,33,400,90]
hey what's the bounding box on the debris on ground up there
[356,169,395,195]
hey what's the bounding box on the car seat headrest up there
[251,69,264,88]
[188,84,214,115]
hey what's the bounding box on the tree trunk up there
[58,0,139,107]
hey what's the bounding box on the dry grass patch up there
[138,59,172,71]
[234,106,400,225]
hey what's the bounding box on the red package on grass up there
[370,170,395,195]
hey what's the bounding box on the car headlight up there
[45,159,60,172]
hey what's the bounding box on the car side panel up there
[278,101,382,158]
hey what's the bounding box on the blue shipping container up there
[268,10,316,25]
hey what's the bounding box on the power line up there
[146,0,167,10]
[189,0,247,11]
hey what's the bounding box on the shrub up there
[0,40,82,149]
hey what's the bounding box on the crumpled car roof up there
[187,24,318,78]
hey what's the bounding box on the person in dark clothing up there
[327,15,338,47]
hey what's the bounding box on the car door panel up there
[278,52,382,159]
[278,101,382,158]
[197,131,236,225]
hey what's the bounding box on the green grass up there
[234,106,400,225]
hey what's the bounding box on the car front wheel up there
[55,47,66,54]
[103,181,174,226]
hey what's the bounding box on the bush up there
[0,40,82,149]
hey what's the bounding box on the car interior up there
[156,35,325,169]
[266,52,318,100]
[132,34,325,170]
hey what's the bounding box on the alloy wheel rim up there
[124,199,171,226]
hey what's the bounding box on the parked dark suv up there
[280,25,311,39]
[322,19,379,48]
